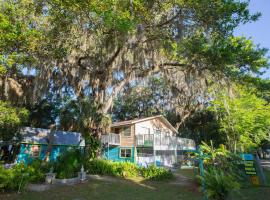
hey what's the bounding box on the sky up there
[234,0,270,79]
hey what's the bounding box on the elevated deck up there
[101,133,120,146]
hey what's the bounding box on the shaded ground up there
[1,170,201,200]
[1,168,270,200]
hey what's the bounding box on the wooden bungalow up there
[17,127,85,164]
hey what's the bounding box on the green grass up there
[2,169,269,200]
[229,169,270,200]
[177,168,270,200]
[177,168,198,179]
[1,177,201,200]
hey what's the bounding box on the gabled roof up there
[112,115,178,134]
[20,127,85,146]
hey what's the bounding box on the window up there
[137,148,153,157]
[120,148,132,158]
[114,128,120,134]
[122,127,131,137]
[31,145,40,158]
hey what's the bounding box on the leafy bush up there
[86,159,173,180]
[0,160,54,192]
[86,159,114,175]
[199,168,240,200]
[0,163,32,192]
[54,149,84,179]
[140,165,173,180]
[86,159,139,178]
[115,161,139,177]
[196,143,244,200]
[28,159,53,183]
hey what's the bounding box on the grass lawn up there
[1,175,201,200]
[176,167,198,179]
[177,168,270,200]
[229,169,270,200]
[1,169,270,200]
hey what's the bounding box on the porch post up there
[153,134,156,166]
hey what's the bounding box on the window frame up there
[122,126,131,137]
[30,145,41,158]
[119,148,132,158]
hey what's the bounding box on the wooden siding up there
[120,125,135,147]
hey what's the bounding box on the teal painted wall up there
[17,143,83,164]
[102,146,135,163]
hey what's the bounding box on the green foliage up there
[178,110,224,146]
[140,165,173,180]
[59,98,112,136]
[196,143,246,200]
[54,149,84,179]
[0,160,55,192]
[86,159,173,180]
[27,159,53,183]
[201,168,240,200]
[28,99,60,129]
[113,77,169,121]
[0,163,33,192]
[1,0,268,138]
[209,87,270,151]
[0,101,29,141]
[84,135,100,160]
[0,0,43,74]
[86,159,139,178]
[198,143,245,180]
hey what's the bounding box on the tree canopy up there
[209,86,270,152]
[0,101,29,141]
[0,0,269,145]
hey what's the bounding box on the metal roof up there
[20,127,85,146]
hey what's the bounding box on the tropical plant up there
[86,159,139,178]
[86,159,173,180]
[196,143,246,200]
[54,149,84,179]
[140,165,173,180]
[27,159,53,183]
[201,168,240,200]
[198,142,246,180]
[0,163,33,192]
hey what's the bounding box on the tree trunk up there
[44,125,56,162]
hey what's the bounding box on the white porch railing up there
[136,134,196,150]
[136,134,154,146]
[101,133,120,145]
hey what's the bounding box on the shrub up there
[199,168,240,200]
[140,165,173,180]
[54,149,84,179]
[86,159,139,178]
[28,159,53,183]
[86,159,173,180]
[0,163,32,192]
[86,159,114,175]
